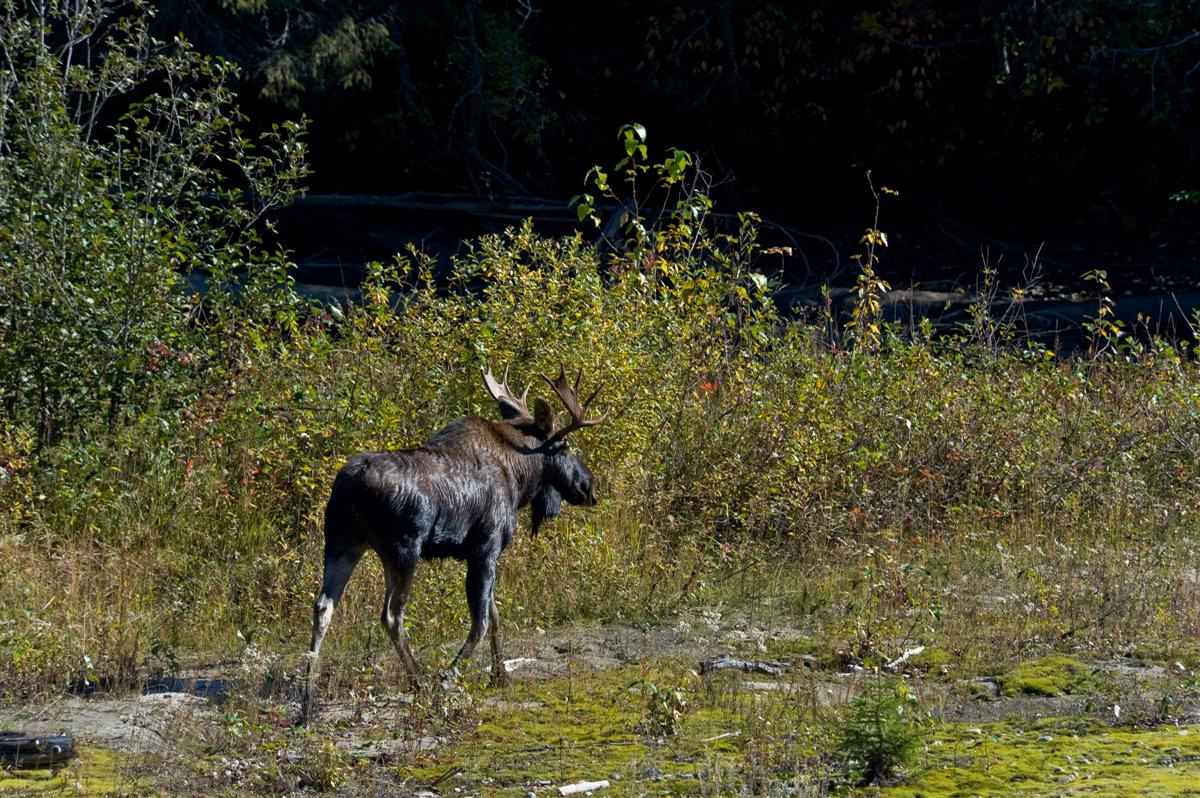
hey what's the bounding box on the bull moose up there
[301,365,606,721]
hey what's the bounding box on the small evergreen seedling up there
[838,674,925,786]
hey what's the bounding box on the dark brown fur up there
[300,369,601,722]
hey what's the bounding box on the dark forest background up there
[149,1,1200,265]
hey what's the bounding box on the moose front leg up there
[450,554,499,676]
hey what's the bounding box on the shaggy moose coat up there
[301,368,603,721]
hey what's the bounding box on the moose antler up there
[482,366,532,421]
[542,365,608,446]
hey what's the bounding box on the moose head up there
[482,365,606,534]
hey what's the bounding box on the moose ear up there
[532,398,556,438]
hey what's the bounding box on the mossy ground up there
[890,720,1200,797]
[403,662,757,793]
[346,658,1200,797]
[0,747,146,796]
[5,651,1200,795]
[996,656,1100,698]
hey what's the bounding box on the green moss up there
[910,646,957,679]
[996,656,1098,697]
[408,664,666,789]
[956,679,1000,702]
[13,659,1200,796]
[885,719,1200,797]
[394,658,1200,796]
[0,746,147,796]
[402,661,813,795]
[1126,640,1200,670]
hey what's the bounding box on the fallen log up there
[699,655,786,676]
[0,731,77,769]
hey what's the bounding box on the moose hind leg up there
[451,556,497,671]
[309,548,365,657]
[301,547,365,724]
[488,593,508,686]
[381,558,420,682]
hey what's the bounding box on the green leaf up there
[618,122,647,143]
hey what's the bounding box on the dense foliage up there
[0,0,307,446]
[4,202,1200,690]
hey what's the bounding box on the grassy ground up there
[4,542,1200,796]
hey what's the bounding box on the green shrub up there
[837,674,926,786]
[0,0,307,446]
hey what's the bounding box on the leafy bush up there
[0,0,306,446]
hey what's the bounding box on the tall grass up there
[2,220,1198,697]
